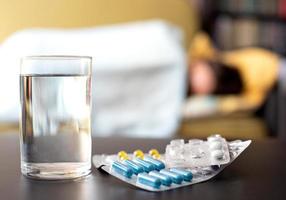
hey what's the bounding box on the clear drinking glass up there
[19,56,92,180]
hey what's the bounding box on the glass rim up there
[20,55,92,75]
[21,55,92,61]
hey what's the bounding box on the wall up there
[0,0,199,47]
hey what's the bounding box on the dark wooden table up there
[0,133,286,200]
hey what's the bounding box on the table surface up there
[0,133,286,200]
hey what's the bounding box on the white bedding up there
[0,20,186,137]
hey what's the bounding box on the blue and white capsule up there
[170,168,193,182]
[159,169,183,184]
[111,161,133,178]
[144,156,165,170]
[123,159,144,174]
[149,171,172,186]
[133,158,155,172]
[137,173,161,188]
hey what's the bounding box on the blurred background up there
[0,0,285,140]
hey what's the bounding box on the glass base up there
[21,162,91,180]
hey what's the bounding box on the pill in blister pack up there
[92,137,252,192]
[137,173,161,188]
[123,159,144,174]
[159,169,184,184]
[149,171,172,186]
[170,168,193,182]
[133,158,155,172]
[111,161,133,178]
[144,156,165,170]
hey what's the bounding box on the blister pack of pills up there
[93,136,251,192]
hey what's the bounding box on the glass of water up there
[19,56,92,180]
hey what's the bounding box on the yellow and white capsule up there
[133,149,144,159]
[149,149,161,159]
[118,150,129,160]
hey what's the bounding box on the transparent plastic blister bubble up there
[93,136,251,192]
[165,134,230,168]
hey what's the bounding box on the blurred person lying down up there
[184,32,280,118]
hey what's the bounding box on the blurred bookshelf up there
[202,0,286,56]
